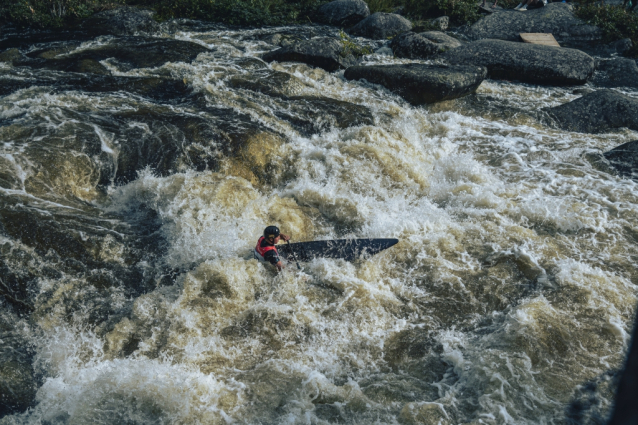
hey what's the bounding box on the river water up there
[0,20,637,425]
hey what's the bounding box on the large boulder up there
[466,3,601,48]
[262,37,358,72]
[546,89,638,133]
[392,31,461,59]
[81,6,160,36]
[439,39,594,85]
[603,140,638,179]
[591,58,638,88]
[316,0,370,27]
[344,63,487,105]
[348,12,412,40]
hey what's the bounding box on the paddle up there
[286,239,301,270]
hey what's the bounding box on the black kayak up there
[277,238,399,262]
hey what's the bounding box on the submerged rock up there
[81,6,160,36]
[546,89,638,133]
[262,37,358,71]
[392,31,461,59]
[603,141,638,179]
[344,63,487,105]
[466,3,602,48]
[316,0,370,27]
[591,58,638,88]
[440,39,594,85]
[348,12,412,40]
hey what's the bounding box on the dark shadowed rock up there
[262,37,358,71]
[603,140,638,179]
[344,63,486,105]
[317,0,370,27]
[546,90,638,133]
[440,39,594,85]
[348,12,412,40]
[81,6,160,36]
[466,3,601,48]
[591,58,638,88]
[23,37,209,72]
[392,31,461,59]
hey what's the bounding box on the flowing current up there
[0,21,637,425]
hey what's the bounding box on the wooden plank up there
[519,33,560,47]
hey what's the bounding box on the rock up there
[466,3,602,48]
[603,140,638,179]
[348,12,413,40]
[344,63,486,105]
[316,0,370,27]
[546,89,638,133]
[430,16,449,31]
[262,37,358,72]
[23,37,209,72]
[592,58,638,88]
[440,39,594,85]
[81,6,160,36]
[0,48,21,63]
[228,70,310,97]
[392,31,461,59]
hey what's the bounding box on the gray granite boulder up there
[546,90,638,133]
[81,6,159,36]
[467,3,601,48]
[392,31,461,59]
[603,140,638,179]
[344,63,487,105]
[591,58,638,88]
[349,12,412,40]
[317,0,370,27]
[440,39,594,85]
[262,37,358,72]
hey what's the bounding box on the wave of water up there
[0,21,636,424]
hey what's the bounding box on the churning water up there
[0,20,637,425]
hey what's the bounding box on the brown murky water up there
[0,20,637,425]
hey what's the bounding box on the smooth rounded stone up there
[316,0,370,27]
[392,31,461,59]
[228,70,309,97]
[466,3,601,48]
[603,140,638,179]
[81,6,160,36]
[348,12,413,40]
[439,39,594,85]
[591,58,638,88]
[545,89,638,133]
[262,37,358,72]
[429,16,449,31]
[344,63,487,105]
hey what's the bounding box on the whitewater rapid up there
[0,21,637,424]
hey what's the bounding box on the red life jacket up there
[254,236,278,261]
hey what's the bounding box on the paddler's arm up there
[279,234,290,242]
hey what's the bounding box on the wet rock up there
[24,37,209,72]
[348,12,413,40]
[344,63,486,105]
[275,96,374,135]
[429,16,449,31]
[228,70,309,97]
[440,39,594,85]
[603,140,638,179]
[316,0,370,27]
[262,37,359,72]
[0,355,36,416]
[0,48,21,64]
[466,3,602,48]
[591,58,638,88]
[391,31,461,59]
[81,6,160,36]
[546,89,638,133]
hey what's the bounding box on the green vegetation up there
[339,29,372,57]
[0,0,123,27]
[575,4,638,56]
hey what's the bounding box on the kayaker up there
[254,226,290,271]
